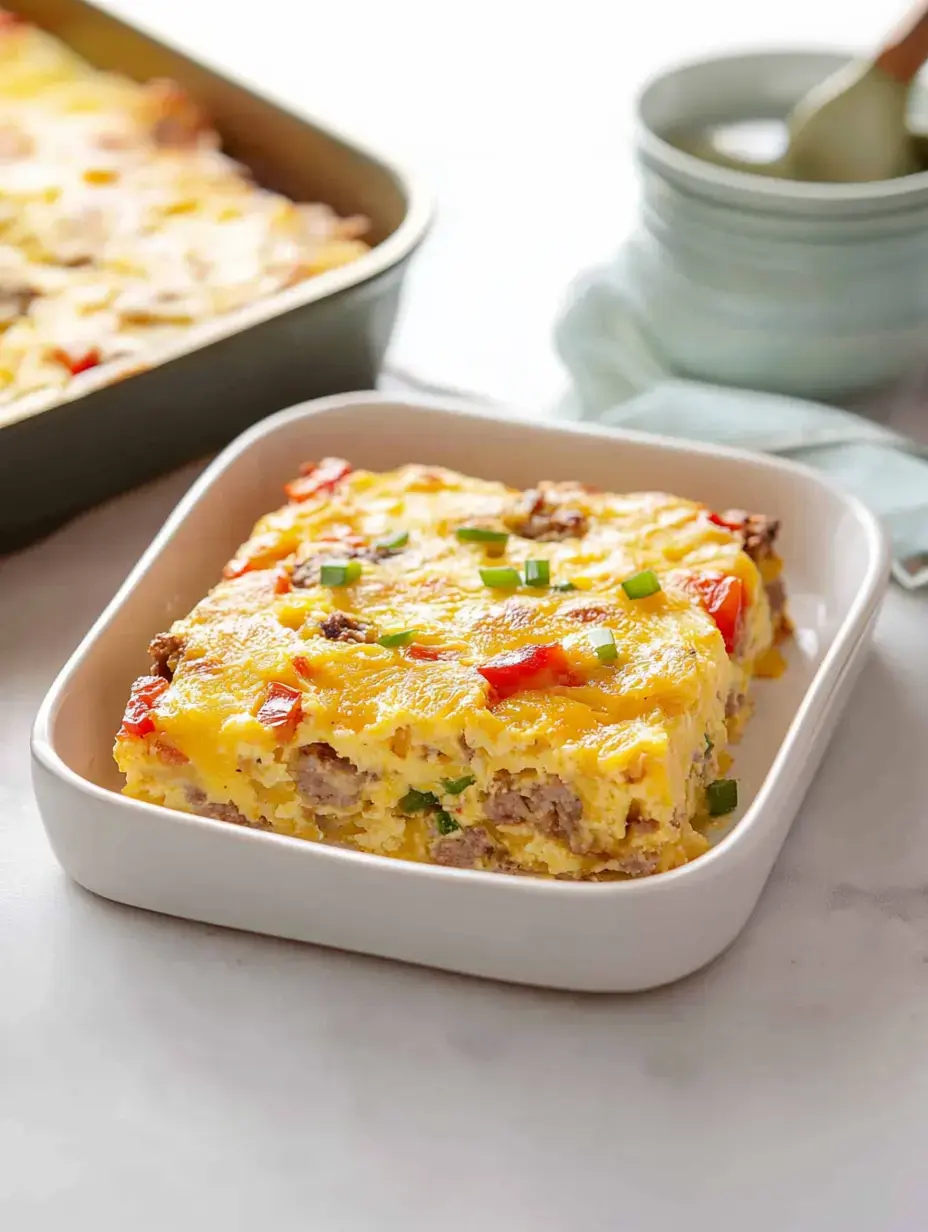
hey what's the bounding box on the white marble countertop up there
[3,2,928,1228]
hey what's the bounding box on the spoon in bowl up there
[675,1,928,183]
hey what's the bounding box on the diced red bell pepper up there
[685,573,745,656]
[222,532,285,580]
[120,674,170,738]
[292,655,312,679]
[706,510,746,534]
[406,645,450,661]
[50,345,101,376]
[477,643,579,701]
[273,567,292,594]
[257,681,303,734]
[284,457,352,503]
[222,557,251,580]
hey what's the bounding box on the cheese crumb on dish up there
[114,460,790,881]
[0,10,369,414]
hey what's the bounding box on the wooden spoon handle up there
[876,1,928,83]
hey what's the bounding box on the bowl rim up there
[634,46,928,213]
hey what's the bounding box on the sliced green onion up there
[320,559,362,587]
[621,569,661,600]
[456,526,509,545]
[479,566,521,589]
[705,734,714,755]
[442,775,475,795]
[435,810,460,835]
[552,580,577,592]
[377,628,417,648]
[375,530,409,552]
[706,778,738,817]
[524,559,550,588]
[399,788,439,813]
[589,627,618,664]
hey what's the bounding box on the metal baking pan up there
[0,0,431,553]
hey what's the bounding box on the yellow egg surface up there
[114,460,788,880]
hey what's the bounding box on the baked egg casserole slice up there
[114,460,789,880]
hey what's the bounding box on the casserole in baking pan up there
[0,1,430,551]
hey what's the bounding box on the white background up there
[2,3,927,1230]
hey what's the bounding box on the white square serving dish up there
[31,393,890,992]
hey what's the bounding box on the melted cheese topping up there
[0,13,368,417]
[115,463,780,879]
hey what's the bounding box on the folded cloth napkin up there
[555,263,928,590]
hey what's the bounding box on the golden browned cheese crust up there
[114,461,787,880]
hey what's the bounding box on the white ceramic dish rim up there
[31,391,891,901]
[635,46,928,210]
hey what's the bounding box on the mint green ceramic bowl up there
[629,50,928,398]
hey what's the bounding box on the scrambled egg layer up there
[115,463,781,880]
[0,12,368,415]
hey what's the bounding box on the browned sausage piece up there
[506,486,589,541]
[148,631,185,681]
[485,772,585,852]
[292,743,366,810]
[319,613,373,643]
[432,825,497,868]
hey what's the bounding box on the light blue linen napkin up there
[556,266,928,590]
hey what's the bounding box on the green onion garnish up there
[375,530,409,552]
[435,810,460,835]
[442,775,475,795]
[398,788,461,834]
[621,569,661,600]
[479,566,521,589]
[377,628,417,648]
[456,526,509,545]
[589,628,618,664]
[706,778,738,817]
[320,559,362,587]
[705,734,714,755]
[399,788,439,813]
[524,559,550,588]
[552,580,577,592]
